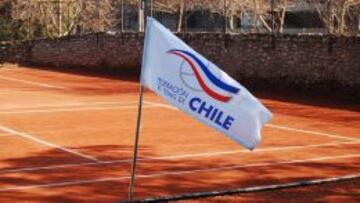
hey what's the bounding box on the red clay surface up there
[0,64,359,202]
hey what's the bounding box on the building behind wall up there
[117,3,326,34]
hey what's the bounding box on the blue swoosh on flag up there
[169,49,240,94]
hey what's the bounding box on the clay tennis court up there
[0,64,359,202]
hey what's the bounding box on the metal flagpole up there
[128,1,150,201]
[128,85,145,202]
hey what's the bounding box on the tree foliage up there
[1,0,359,41]
[310,0,360,35]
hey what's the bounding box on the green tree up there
[0,0,13,41]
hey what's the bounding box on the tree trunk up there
[358,15,360,33]
[279,7,286,34]
[121,0,124,32]
[340,5,346,34]
[177,0,184,32]
[259,15,272,32]
[58,0,62,37]
[138,0,144,32]
[252,0,259,32]
[229,14,234,31]
[278,0,287,34]
[328,0,335,34]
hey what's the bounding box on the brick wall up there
[30,33,143,74]
[0,41,32,64]
[1,33,359,98]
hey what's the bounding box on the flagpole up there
[128,84,145,202]
[128,1,152,201]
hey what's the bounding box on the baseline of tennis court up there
[0,65,359,202]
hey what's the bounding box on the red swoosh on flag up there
[168,51,231,102]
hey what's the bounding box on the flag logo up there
[167,49,240,103]
[141,17,272,150]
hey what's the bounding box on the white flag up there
[141,17,272,150]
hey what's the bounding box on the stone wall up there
[0,41,32,64]
[1,33,359,98]
[30,34,143,73]
[183,34,360,97]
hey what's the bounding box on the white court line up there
[0,133,12,137]
[266,124,359,142]
[0,75,66,89]
[2,140,360,174]
[144,101,359,142]
[0,153,359,192]
[144,101,177,110]
[0,125,99,162]
[0,101,137,111]
[0,104,159,114]
[24,125,129,135]
[0,88,34,93]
